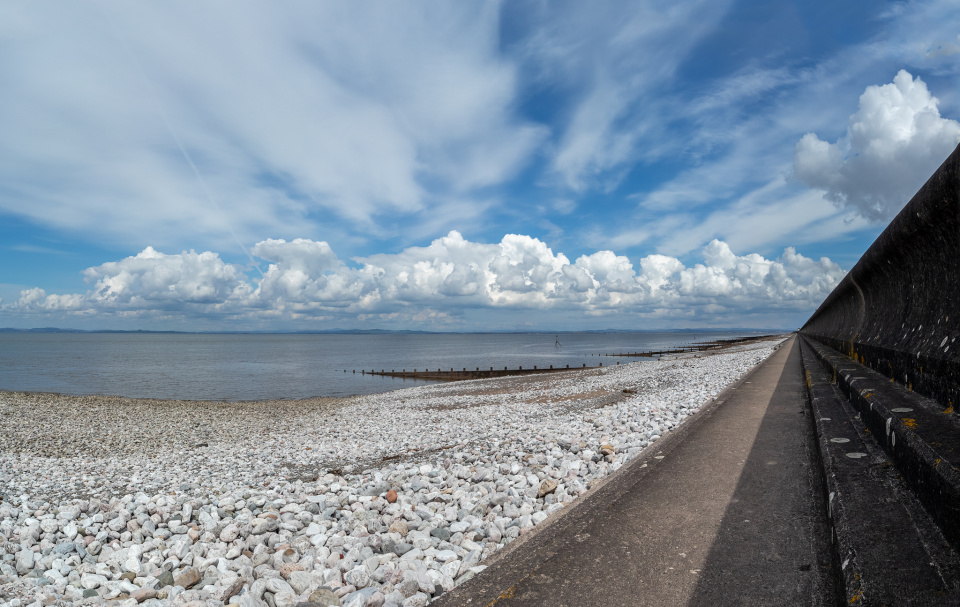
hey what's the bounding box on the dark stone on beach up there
[174,566,201,589]
[392,542,414,556]
[157,570,175,588]
[430,527,451,541]
[220,578,246,603]
[53,542,77,554]
[386,490,398,503]
[83,589,99,598]
[120,571,136,582]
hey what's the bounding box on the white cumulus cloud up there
[81,247,253,310]
[794,70,960,221]
[5,233,845,328]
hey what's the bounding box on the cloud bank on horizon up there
[1,1,958,330]
[10,232,844,330]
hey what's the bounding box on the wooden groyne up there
[353,363,605,382]
[351,336,781,381]
[603,348,697,358]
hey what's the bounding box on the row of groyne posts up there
[796,143,960,604]
[348,335,772,381]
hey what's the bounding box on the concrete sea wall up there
[799,143,960,604]
[801,143,960,410]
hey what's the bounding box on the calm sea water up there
[0,331,769,400]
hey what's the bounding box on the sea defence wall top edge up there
[800,142,960,408]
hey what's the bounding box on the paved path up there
[432,336,838,607]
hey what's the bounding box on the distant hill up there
[0,327,788,335]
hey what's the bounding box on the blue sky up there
[1,0,958,331]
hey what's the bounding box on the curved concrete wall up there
[801,143,960,409]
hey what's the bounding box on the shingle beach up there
[0,337,784,607]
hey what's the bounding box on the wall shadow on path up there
[685,340,838,607]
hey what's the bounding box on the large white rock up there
[80,572,107,590]
[344,565,370,588]
[440,559,461,579]
[15,549,35,574]
[107,516,126,533]
[40,518,59,534]
[219,523,240,543]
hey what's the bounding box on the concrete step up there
[801,336,960,550]
[799,336,960,605]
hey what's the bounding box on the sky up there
[1,0,959,332]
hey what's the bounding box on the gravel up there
[0,337,783,606]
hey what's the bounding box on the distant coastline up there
[0,326,788,335]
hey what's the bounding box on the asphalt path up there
[432,335,839,607]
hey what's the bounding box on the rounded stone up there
[308,587,342,606]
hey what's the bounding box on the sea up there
[0,330,773,401]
